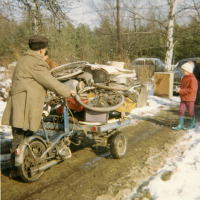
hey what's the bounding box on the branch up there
[193,0,200,21]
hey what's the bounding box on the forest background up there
[0,0,200,69]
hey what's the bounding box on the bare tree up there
[117,0,120,59]
[122,0,200,69]
[192,0,200,23]
[1,0,81,34]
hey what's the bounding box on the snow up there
[0,100,12,134]
[146,124,200,200]
[0,73,12,99]
[129,84,200,200]
[0,83,200,199]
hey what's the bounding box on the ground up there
[1,105,200,200]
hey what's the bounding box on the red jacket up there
[180,73,198,101]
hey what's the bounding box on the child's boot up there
[184,117,195,130]
[172,116,184,130]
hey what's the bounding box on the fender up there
[15,135,47,166]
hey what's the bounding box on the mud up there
[1,105,200,200]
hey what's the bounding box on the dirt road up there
[1,105,200,200]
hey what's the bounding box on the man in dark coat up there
[2,35,76,178]
[194,58,200,105]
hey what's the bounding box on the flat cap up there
[29,35,48,50]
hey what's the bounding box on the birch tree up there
[165,0,178,71]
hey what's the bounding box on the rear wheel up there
[17,140,47,183]
[110,131,127,159]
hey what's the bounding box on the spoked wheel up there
[50,61,89,81]
[17,140,47,183]
[110,131,127,159]
[75,87,124,112]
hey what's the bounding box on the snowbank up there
[147,123,200,200]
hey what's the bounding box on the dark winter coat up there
[2,50,71,132]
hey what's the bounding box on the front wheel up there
[17,139,47,183]
[110,131,127,159]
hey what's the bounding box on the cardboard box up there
[85,109,108,123]
[154,72,174,99]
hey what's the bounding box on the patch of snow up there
[0,98,12,136]
[147,123,200,200]
[129,86,200,199]
[130,88,180,118]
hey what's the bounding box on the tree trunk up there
[33,1,39,34]
[164,0,178,71]
[117,0,120,60]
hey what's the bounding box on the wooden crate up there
[154,72,174,99]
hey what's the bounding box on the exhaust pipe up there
[30,147,72,177]
[30,160,60,177]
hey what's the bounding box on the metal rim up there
[94,83,132,91]
[18,140,47,182]
[50,61,89,73]
[75,87,124,112]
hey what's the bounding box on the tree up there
[165,0,178,70]
[122,0,200,68]
[0,0,81,34]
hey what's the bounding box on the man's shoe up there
[9,169,19,179]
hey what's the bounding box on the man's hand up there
[71,90,77,97]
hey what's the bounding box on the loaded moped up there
[14,98,130,183]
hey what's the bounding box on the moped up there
[14,98,130,183]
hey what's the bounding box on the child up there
[172,61,198,130]
[42,50,58,70]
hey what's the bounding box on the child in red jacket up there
[172,61,198,130]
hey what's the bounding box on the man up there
[194,58,200,105]
[2,35,76,178]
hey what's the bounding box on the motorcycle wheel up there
[17,139,47,183]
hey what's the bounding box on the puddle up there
[79,152,111,169]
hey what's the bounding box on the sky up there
[68,0,194,30]
[69,0,99,28]
[1,0,196,31]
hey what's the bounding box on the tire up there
[110,131,127,159]
[50,61,88,81]
[75,87,124,112]
[17,140,47,183]
[94,83,132,91]
[56,69,83,80]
